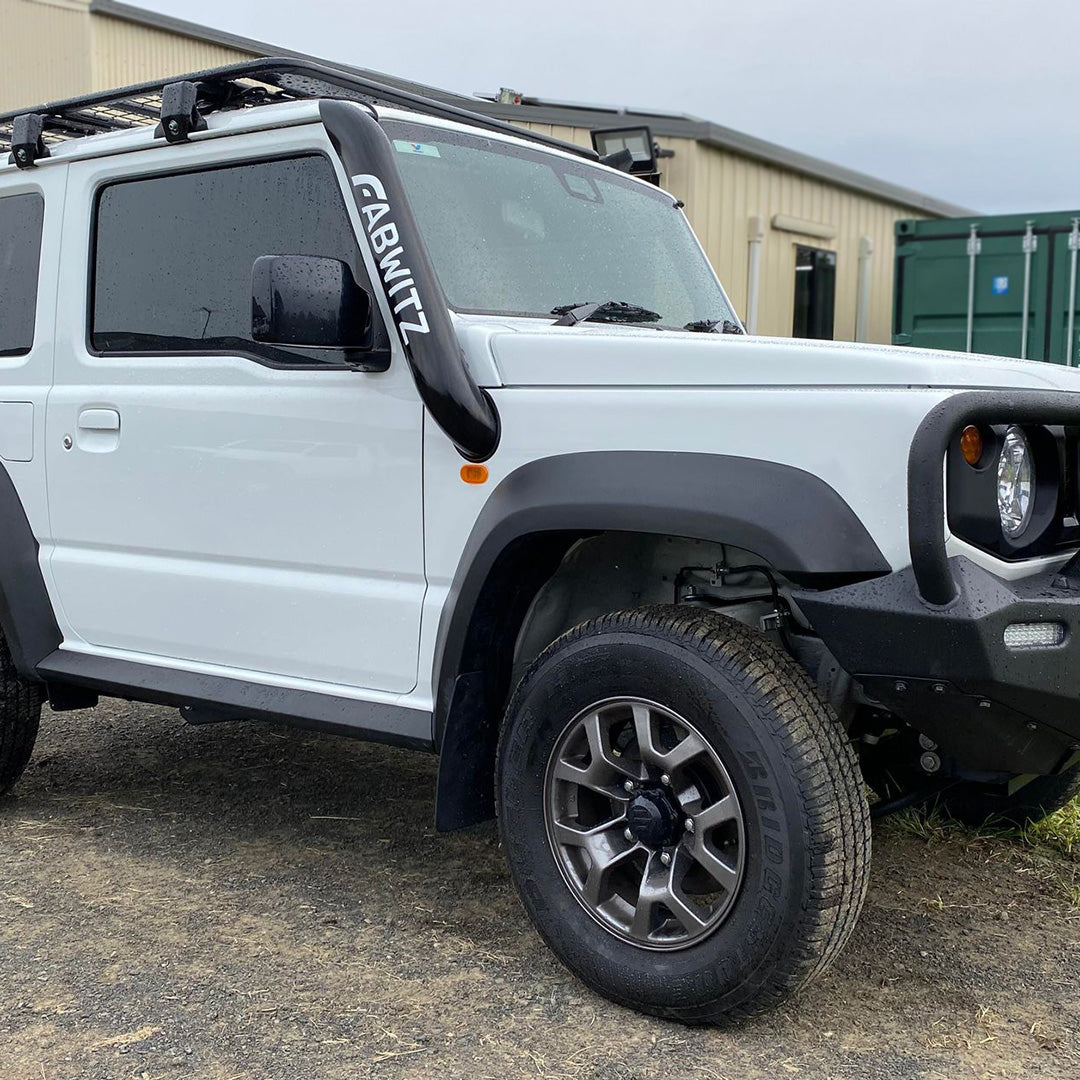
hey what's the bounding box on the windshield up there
[384,120,737,329]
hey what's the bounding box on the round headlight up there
[997,426,1034,538]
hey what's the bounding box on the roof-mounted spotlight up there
[590,125,663,184]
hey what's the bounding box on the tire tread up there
[0,629,43,797]
[499,604,871,1022]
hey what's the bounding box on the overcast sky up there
[144,0,1076,214]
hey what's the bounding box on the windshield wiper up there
[551,300,663,327]
[684,318,744,334]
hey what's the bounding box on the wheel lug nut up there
[623,780,635,793]
[659,851,672,866]
[684,818,695,833]
[624,827,634,842]
[660,773,671,786]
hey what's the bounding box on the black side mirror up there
[251,254,377,356]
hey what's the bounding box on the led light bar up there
[1003,622,1066,650]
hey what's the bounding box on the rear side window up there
[0,193,45,357]
[91,155,367,365]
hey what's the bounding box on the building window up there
[0,193,45,357]
[91,155,369,366]
[793,245,836,340]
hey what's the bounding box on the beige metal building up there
[2,0,971,343]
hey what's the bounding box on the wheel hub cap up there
[626,788,681,849]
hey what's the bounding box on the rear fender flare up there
[0,464,61,678]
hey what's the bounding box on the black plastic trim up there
[797,556,1080,774]
[909,391,1080,605]
[320,100,500,462]
[433,451,889,743]
[0,465,61,679]
[37,650,434,751]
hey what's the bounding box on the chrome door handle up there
[77,408,120,432]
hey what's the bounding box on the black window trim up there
[85,149,390,371]
[0,190,46,359]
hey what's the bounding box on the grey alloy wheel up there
[543,696,745,950]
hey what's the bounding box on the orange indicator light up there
[460,464,489,484]
[960,425,983,466]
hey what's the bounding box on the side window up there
[92,155,374,365]
[0,193,45,357]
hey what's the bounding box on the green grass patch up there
[881,794,1080,908]
[1027,796,1080,857]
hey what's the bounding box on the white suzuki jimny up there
[2,59,1079,1022]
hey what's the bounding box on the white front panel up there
[46,127,426,694]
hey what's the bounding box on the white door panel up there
[47,129,425,693]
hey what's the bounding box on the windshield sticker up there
[350,173,430,344]
[393,140,441,158]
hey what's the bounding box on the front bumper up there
[797,556,1080,775]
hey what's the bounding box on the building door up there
[793,245,836,339]
[46,135,426,695]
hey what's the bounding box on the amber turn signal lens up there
[960,425,983,466]
[460,464,489,484]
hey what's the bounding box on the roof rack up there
[0,56,597,164]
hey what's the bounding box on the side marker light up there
[460,464,489,484]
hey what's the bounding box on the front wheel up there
[496,605,871,1022]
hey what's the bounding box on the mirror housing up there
[252,255,386,368]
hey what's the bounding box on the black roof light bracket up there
[590,124,661,183]
[8,113,49,168]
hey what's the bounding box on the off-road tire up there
[496,605,871,1022]
[940,764,1080,828]
[0,631,44,797]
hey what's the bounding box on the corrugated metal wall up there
[523,122,921,343]
[89,13,251,89]
[0,1,252,108]
[1,3,923,344]
[1,0,93,110]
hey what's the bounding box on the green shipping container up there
[893,211,1080,364]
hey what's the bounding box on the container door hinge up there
[8,114,49,168]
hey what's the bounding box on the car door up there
[45,126,426,695]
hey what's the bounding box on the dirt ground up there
[0,700,1077,1080]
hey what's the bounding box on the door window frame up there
[85,149,388,371]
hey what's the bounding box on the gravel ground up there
[0,698,1078,1080]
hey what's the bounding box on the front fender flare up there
[432,450,889,829]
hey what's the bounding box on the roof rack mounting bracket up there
[156,80,207,143]
[8,114,49,168]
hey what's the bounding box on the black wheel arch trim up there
[320,99,500,462]
[909,390,1080,606]
[0,463,61,679]
[432,450,889,829]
